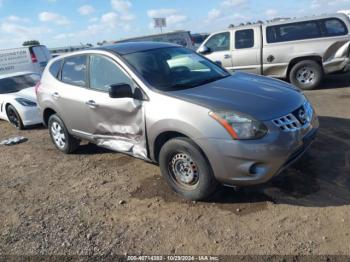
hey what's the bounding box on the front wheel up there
[6,105,24,130]
[289,60,323,90]
[159,137,218,201]
[48,114,80,154]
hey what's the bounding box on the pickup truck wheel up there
[159,137,218,201]
[290,60,323,90]
[6,105,24,130]
[48,114,80,154]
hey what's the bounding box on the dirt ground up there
[0,74,350,257]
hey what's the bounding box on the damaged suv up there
[37,42,319,200]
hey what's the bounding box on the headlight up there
[15,98,37,107]
[209,111,268,140]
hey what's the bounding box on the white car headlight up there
[15,98,37,107]
[209,111,268,140]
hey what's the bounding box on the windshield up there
[122,47,230,91]
[0,74,40,94]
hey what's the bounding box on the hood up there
[170,72,305,121]
[15,87,37,102]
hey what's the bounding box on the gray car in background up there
[37,42,319,200]
[198,13,350,90]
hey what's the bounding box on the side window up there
[89,55,132,92]
[267,21,321,43]
[323,18,348,36]
[49,60,61,79]
[235,29,254,49]
[205,32,230,52]
[61,55,87,87]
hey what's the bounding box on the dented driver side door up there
[83,54,147,159]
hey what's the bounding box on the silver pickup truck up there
[198,13,350,90]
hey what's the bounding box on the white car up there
[0,72,42,129]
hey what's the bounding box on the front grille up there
[272,101,313,132]
[272,113,301,131]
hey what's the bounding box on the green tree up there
[23,40,40,46]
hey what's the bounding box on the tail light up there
[35,81,41,95]
[30,50,38,63]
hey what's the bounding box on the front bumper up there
[21,107,42,126]
[324,57,350,74]
[194,111,319,186]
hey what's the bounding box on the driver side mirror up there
[197,45,212,55]
[108,83,144,100]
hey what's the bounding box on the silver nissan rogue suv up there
[37,42,319,200]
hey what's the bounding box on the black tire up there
[6,104,24,130]
[289,60,323,90]
[159,137,218,201]
[48,114,80,154]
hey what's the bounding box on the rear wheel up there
[6,105,24,130]
[159,137,218,201]
[48,114,80,154]
[289,60,323,90]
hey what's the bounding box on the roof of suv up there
[96,42,179,55]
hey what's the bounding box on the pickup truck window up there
[205,32,230,52]
[267,21,322,43]
[323,18,348,36]
[235,29,254,49]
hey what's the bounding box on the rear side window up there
[205,32,231,52]
[89,55,131,92]
[235,29,254,49]
[61,55,87,87]
[267,21,321,43]
[323,18,348,36]
[49,60,61,79]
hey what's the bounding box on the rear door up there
[231,27,262,74]
[53,54,93,139]
[83,54,147,159]
[202,31,234,69]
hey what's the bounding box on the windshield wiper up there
[169,82,196,89]
[168,75,230,90]
[192,75,230,87]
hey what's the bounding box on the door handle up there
[224,54,231,59]
[85,100,98,108]
[52,92,60,99]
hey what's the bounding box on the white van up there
[0,45,52,76]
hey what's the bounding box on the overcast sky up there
[0,0,349,48]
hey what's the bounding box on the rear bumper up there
[194,112,319,186]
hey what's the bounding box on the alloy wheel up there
[7,108,20,128]
[51,121,66,149]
